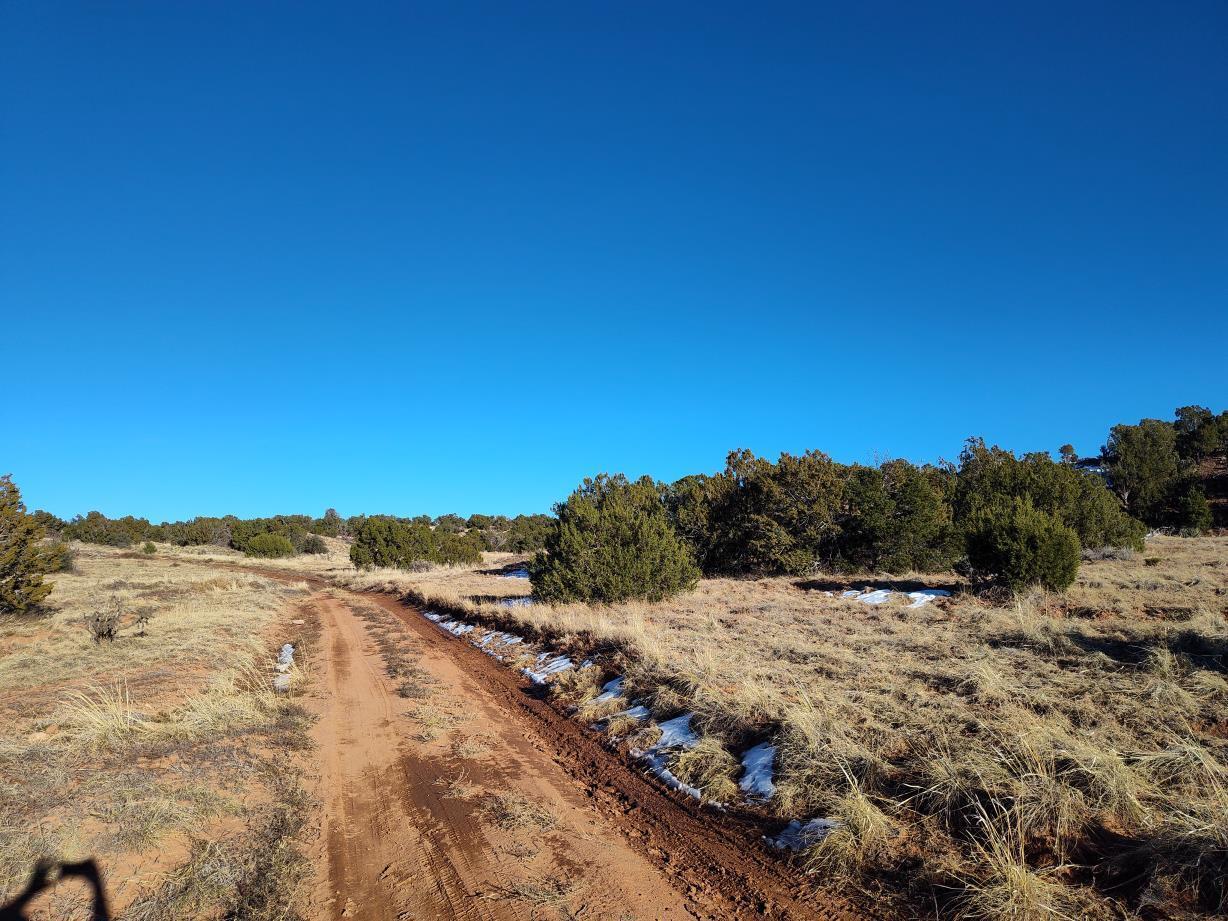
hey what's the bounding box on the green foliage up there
[311,508,344,537]
[964,498,1080,594]
[348,517,481,568]
[697,450,846,576]
[229,516,312,554]
[0,474,65,615]
[955,439,1145,551]
[504,515,555,553]
[1174,484,1212,534]
[433,513,467,534]
[1102,420,1180,523]
[436,530,484,565]
[141,541,157,555]
[1173,406,1224,462]
[836,461,959,573]
[62,510,152,548]
[531,474,699,603]
[301,534,328,554]
[244,532,296,558]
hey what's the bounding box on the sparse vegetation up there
[351,533,1228,918]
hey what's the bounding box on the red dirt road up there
[295,583,860,920]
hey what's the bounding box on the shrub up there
[436,531,483,566]
[349,518,437,569]
[86,599,122,642]
[836,461,959,573]
[1174,485,1212,535]
[965,498,1080,594]
[244,533,296,558]
[301,534,328,555]
[955,438,1144,551]
[142,541,157,555]
[531,474,699,603]
[61,510,151,547]
[0,474,65,615]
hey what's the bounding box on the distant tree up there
[531,474,699,603]
[349,518,437,569]
[62,511,152,548]
[1174,484,1212,534]
[956,438,1145,550]
[436,530,484,565]
[312,508,345,537]
[301,534,329,554]
[1173,406,1219,462]
[1059,444,1078,466]
[30,510,66,536]
[245,532,296,558]
[965,498,1080,594]
[1101,421,1180,523]
[504,514,555,553]
[0,475,65,615]
[434,513,467,534]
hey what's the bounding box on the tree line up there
[30,508,554,561]
[531,404,1225,603]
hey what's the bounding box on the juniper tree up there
[531,474,699,603]
[0,474,64,615]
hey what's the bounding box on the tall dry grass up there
[328,536,1228,917]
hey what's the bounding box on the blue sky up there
[2,2,1225,522]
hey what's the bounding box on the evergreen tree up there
[1174,484,1212,534]
[1101,420,1180,523]
[531,474,699,603]
[0,475,64,615]
[965,498,1080,594]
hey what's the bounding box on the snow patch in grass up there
[739,742,776,799]
[829,587,951,608]
[499,597,535,608]
[595,676,624,702]
[767,817,838,850]
[654,713,699,750]
[523,653,574,684]
[501,568,530,579]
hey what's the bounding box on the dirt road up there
[297,585,856,920]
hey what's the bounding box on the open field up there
[0,545,317,919]
[8,535,1223,919]
[319,535,1228,919]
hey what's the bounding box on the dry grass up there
[479,792,557,832]
[340,536,1227,918]
[0,543,315,917]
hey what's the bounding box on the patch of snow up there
[906,589,951,608]
[638,749,703,800]
[835,588,951,608]
[739,742,776,799]
[653,712,699,750]
[523,654,574,684]
[501,568,530,579]
[768,817,839,850]
[610,704,649,721]
[277,643,295,666]
[500,597,534,608]
[595,676,625,702]
[424,611,442,622]
[856,589,893,605]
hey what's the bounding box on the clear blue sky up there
[2,2,1225,522]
